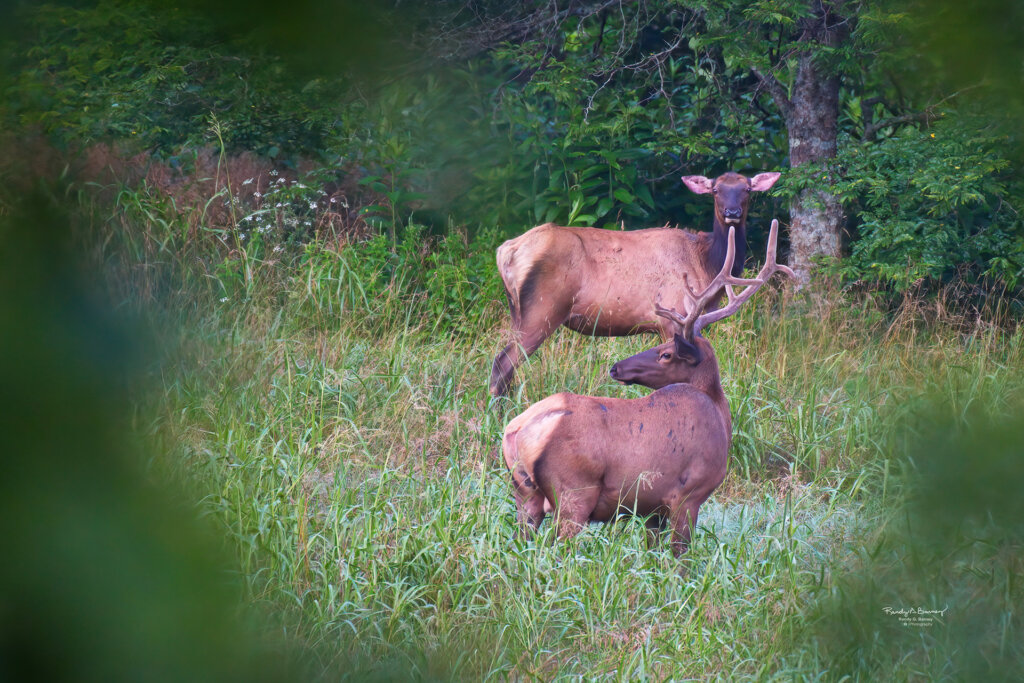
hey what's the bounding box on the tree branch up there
[428,0,624,60]
[752,67,794,120]
[862,84,983,141]
[862,111,932,141]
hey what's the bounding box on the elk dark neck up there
[707,217,747,277]
[691,354,732,439]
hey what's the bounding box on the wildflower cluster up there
[230,170,349,252]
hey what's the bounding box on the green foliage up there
[8,0,1022,296]
[472,6,786,229]
[5,0,339,158]
[783,116,1024,289]
[0,0,1021,311]
[688,0,911,87]
[296,224,504,338]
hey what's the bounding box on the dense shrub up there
[4,0,340,159]
[783,115,1024,289]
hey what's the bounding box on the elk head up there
[609,219,794,391]
[608,332,709,390]
[681,171,781,228]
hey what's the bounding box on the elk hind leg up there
[644,513,667,549]
[489,303,571,397]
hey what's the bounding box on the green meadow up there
[101,186,1020,679]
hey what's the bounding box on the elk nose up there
[609,363,620,378]
[723,208,742,219]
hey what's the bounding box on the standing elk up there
[501,220,793,555]
[489,170,782,396]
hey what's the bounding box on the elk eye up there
[660,353,672,361]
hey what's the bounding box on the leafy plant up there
[295,222,503,337]
[782,114,1024,290]
[5,0,340,158]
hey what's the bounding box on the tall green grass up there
[96,183,1024,679]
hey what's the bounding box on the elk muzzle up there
[608,360,633,385]
[722,208,743,225]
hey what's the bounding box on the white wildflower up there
[270,169,279,176]
[309,202,317,210]
[242,178,254,185]
[253,191,262,198]
[220,297,228,303]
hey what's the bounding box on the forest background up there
[2,1,1024,681]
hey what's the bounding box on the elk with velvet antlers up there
[501,219,793,555]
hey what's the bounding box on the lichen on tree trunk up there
[787,50,844,281]
[789,187,843,280]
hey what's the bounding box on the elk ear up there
[673,334,703,365]
[681,175,714,194]
[749,172,782,192]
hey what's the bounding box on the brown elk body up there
[489,171,781,396]
[501,220,793,555]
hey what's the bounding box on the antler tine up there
[653,301,688,327]
[691,219,794,336]
[758,218,795,281]
[654,225,737,337]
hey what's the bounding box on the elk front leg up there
[669,496,707,557]
[511,468,546,538]
[552,486,601,541]
[489,341,527,397]
[644,513,667,549]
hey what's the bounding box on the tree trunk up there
[754,3,848,283]
[786,51,844,282]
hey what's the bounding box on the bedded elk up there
[501,219,793,555]
[489,170,782,396]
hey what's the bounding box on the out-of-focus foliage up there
[2,0,1023,295]
[4,0,342,158]
[805,404,1024,679]
[903,0,1024,131]
[0,191,297,682]
[338,73,503,235]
